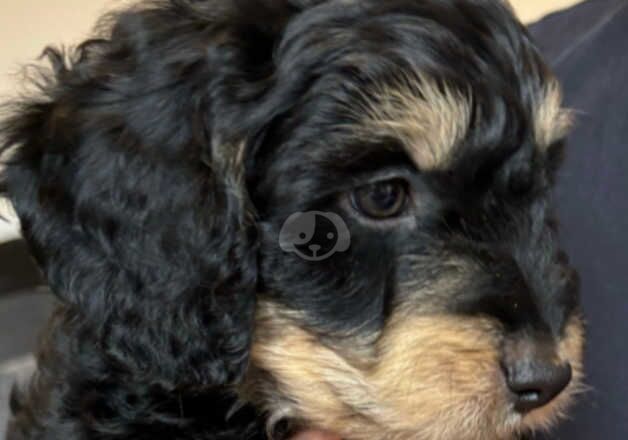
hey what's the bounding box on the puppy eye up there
[351,179,408,219]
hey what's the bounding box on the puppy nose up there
[502,336,572,413]
[505,361,572,413]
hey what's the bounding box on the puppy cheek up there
[245,305,367,434]
[246,302,509,440]
[367,315,508,437]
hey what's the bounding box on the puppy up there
[0,1,584,439]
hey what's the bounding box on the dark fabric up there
[0,240,44,295]
[531,1,628,438]
[0,287,54,362]
[0,239,50,362]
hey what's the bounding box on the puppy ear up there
[0,1,298,388]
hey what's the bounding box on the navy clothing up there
[531,1,628,438]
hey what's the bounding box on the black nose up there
[506,361,572,413]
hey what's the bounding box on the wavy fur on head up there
[1,1,582,439]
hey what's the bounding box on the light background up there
[0,0,584,241]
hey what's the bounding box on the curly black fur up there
[1,1,579,439]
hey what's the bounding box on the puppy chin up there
[290,430,342,440]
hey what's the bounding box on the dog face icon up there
[279,211,351,261]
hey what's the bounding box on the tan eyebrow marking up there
[534,80,574,149]
[352,74,473,171]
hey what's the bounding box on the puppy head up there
[238,1,583,439]
[1,0,583,438]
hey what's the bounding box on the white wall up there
[513,0,583,23]
[0,1,127,98]
[0,0,583,242]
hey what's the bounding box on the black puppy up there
[0,1,584,439]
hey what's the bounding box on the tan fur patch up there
[244,302,585,440]
[352,74,472,171]
[246,302,506,440]
[534,80,573,149]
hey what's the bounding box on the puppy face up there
[239,2,583,439]
[0,0,583,439]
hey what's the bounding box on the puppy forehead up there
[351,74,570,171]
